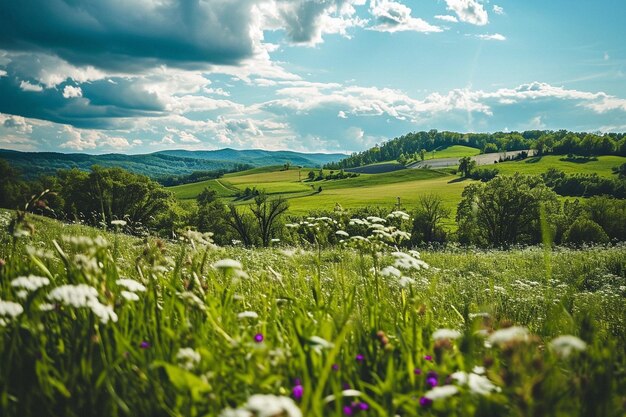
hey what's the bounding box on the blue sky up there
[0,0,625,154]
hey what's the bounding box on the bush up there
[563,218,609,245]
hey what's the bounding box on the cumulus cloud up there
[445,0,488,26]
[62,85,82,99]
[493,5,505,15]
[59,125,132,151]
[1,114,33,134]
[435,15,458,23]
[19,80,43,92]
[477,33,506,41]
[369,0,442,33]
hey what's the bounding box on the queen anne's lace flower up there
[0,300,24,318]
[116,278,146,293]
[47,284,117,324]
[11,275,50,291]
[550,335,587,358]
[176,347,201,370]
[424,385,459,400]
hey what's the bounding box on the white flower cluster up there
[176,347,201,371]
[486,326,529,347]
[433,328,462,341]
[0,300,24,319]
[387,210,410,221]
[392,251,429,270]
[219,394,302,417]
[11,275,50,292]
[62,235,108,249]
[549,335,587,358]
[213,259,248,280]
[237,311,258,319]
[47,284,118,324]
[424,385,459,400]
[451,370,501,395]
[116,278,146,293]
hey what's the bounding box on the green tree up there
[563,218,609,245]
[250,195,289,247]
[411,194,450,244]
[458,156,476,178]
[195,188,232,245]
[456,174,561,246]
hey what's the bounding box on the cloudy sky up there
[0,0,625,154]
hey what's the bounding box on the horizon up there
[1,1,625,154]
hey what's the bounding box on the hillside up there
[0,148,345,179]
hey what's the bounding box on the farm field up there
[169,154,625,223]
[0,209,624,416]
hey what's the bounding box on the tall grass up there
[0,210,625,416]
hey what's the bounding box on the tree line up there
[324,130,626,170]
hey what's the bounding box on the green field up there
[424,145,481,160]
[494,155,624,177]
[1,209,624,416]
[170,154,625,227]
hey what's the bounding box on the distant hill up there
[0,148,346,179]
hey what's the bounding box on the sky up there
[0,0,625,155]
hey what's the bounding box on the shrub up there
[563,218,609,245]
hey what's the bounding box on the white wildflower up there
[398,276,415,288]
[111,220,127,226]
[89,302,118,324]
[116,278,146,293]
[0,300,24,318]
[39,303,56,312]
[468,373,501,395]
[424,385,459,400]
[179,292,206,311]
[213,259,243,270]
[549,335,587,358]
[11,275,50,292]
[433,329,462,341]
[388,210,410,220]
[367,216,386,224]
[308,336,334,352]
[245,394,302,417]
[380,266,402,278]
[47,284,117,324]
[335,230,349,237]
[121,291,140,302]
[176,347,201,371]
[16,290,28,299]
[219,409,252,417]
[472,366,485,375]
[487,326,529,347]
[238,311,259,319]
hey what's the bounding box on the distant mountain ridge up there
[0,148,346,179]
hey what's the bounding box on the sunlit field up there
[1,209,624,416]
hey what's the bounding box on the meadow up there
[169,153,625,220]
[0,209,625,416]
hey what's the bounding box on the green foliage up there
[563,218,610,245]
[411,194,450,245]
[456,175,561,246]
[0,211,624,416]
[458,157,476,178]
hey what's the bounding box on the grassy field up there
[0,209,624,416]
[494,155,624,177]
[424,145,481,160]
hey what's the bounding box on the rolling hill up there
[0,148,345,179]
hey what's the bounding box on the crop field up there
[493,155,624,177]
[0,209,624,416]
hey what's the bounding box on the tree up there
[419,149,426,161]
[250,195,289,247]
[227,204,256,246]
[458,156,476,178]
[195,188,232,245]
[563,218,609,245]
[456,174,560,246]
[411,194,450,244]
[0,159,26,209]
[308,171,315,181]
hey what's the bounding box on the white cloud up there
[493,5,504,15]
[604,52,610,61]
[338,110,348,118]
[1,114,33,134]
[0,69,6,77]
[435,15,458,23]
[59,125,132,151]
[445,0,488,26]
[477,33,506,41]
[19,80,43,92]
[62,85,83,98]
[369,0,442,33]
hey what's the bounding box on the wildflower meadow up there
[0,209,625,416]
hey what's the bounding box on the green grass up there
[0,210,624,416]
[424,145,481,160]
[494,155,625,177]
[170,178,237,199]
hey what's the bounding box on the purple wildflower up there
[424,355,433,361]
[343,405,354,415]
[140,341,150,349]
[332,363,340,371]
[419,396,433,407]
[254,333,264,343]
[292,384,304,400]
[356,354,364,362]
[342,382,351,390]
[426,377,438,388]
[358,402,369,410]
[414,368,422,375]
